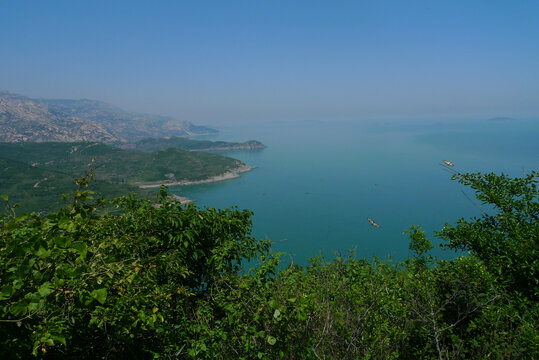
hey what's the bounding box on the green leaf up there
[28,294,41,312]
[91,288,107,305]
[71,241,87,255]
[38,282,53,297]
[273,309,281,319]
[32,340,40,356]
[266,335,276,345]
[1,194,8,201]
[58,217,71,230]
[54,236,70,247]
[35,247,50,258]
[69,265,88,278]
[52,335,66,346]
[9,300,28,316]
[0,285,13,300]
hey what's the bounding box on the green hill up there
[0,142,244,184]
[0,157,154,214]
[0,142,248,212]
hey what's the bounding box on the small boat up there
[367,217,380,228]
[443,160,454,167]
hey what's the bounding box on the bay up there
[170,119,538,264]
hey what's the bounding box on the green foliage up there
[0,177,269,358]
[0,141,244,184]
[438,171,538,299]
[0,141,247,213]
[0,171,537,359]
[0,157,155,214]
[404,225,434,269]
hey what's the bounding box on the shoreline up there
[190,145,266,152]
[137,164,255,189]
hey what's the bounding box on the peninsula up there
[0,90,263,213]
[128,137,266,152]
[0,142,252,213]
[138,164,254,188]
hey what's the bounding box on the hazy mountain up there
[0,90,217,143]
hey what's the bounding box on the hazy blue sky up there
[1,0,538,124]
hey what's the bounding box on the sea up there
[170,119,538,265]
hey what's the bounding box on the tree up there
[437,171,538,299]
[0,180,269,358]
[1,171,537,359]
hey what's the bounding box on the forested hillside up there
[0,157,154,214]
[0,142,247,213]
[0,171,537,359]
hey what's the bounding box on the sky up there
[1,0,538,125]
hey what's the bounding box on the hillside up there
[129,137,266,152]
[0,157,155,214]
[0,142,245,185]
[0,142,249,212]
[0,90,216,143]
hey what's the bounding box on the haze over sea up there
[172,119,538,264]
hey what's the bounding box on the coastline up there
[138,164,255,189]
[189,145,266,152]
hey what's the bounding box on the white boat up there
[443,160,454,167]
[367,217,380,228]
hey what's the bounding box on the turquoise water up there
[171,119,538,264]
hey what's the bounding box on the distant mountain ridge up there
[0,90,216,143]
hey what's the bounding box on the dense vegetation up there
[0,157,154,214]
[0,171,537,359]
[0,142,244,184]
[0,142,246,213]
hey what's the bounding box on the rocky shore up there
[138,164,255,189]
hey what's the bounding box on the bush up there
[438,171,538,299]
[0,182,269,358]
[0,171,537,359]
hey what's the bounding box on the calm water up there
[171,119,538,264]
